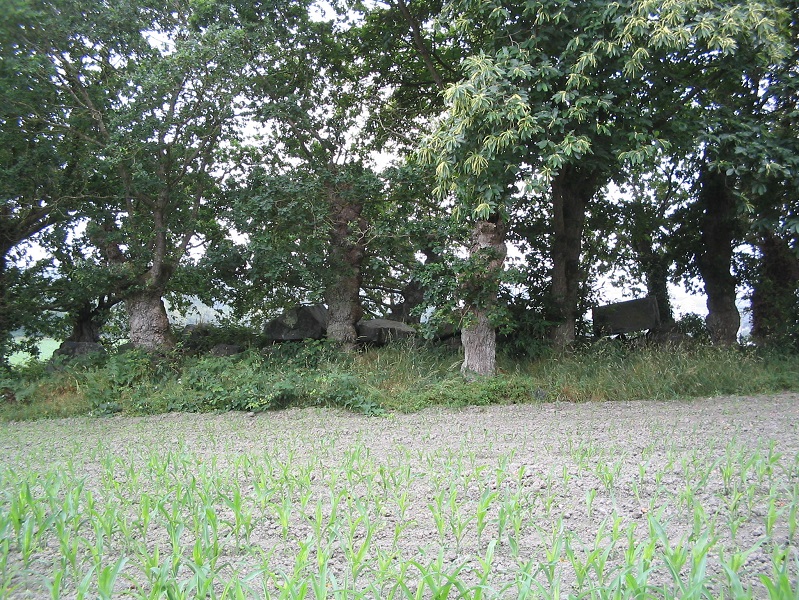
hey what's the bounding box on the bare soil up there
[2,392,798,597]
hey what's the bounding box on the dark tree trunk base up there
[326,275,363,350]
[460,218,506,379]
[548,167,600,349]
[706,304,741,346]
[67,302,104,344]
[461,311,497,379]
[697,164,740,347]
[126,291,174,351]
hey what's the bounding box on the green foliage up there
[2,0,257,355]
[173,323,257,355]
[305,371,384,415]
[39,342,384,417]
[4,340,799,421]
[676,313,712,343]
[80,350,175,415]
[173,349,384,415]
[178,353,296,412]
[404,375,543,410]
[496,304,556,360]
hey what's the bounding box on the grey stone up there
[648,324,692,346]
[208,343,243,357]
[593,296,660,336]
[264,305,328,341]
[356,319,416,344]
[53,341,106,358]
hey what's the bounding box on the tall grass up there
[1,341,798,420]
[519,344,799,403]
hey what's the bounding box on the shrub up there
[2,338,799,421]
[169,351,382,415]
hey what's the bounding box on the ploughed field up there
[0,394,797,598]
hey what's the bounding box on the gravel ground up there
[1,392,798,597]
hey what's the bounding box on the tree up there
[352,0,464,152]
[231,5,382,348]
[695,162,743,344]
[183,1,458,347]
[621,0,794,345]
[40,222,128,345]
[420,0,795,371]
[3,0,249,351]
[608,162,697,329]
[419,0,663,369]
[360,163,458,325]
[750,229,799,344]
[0,0,88,362]
[740,2,799,344]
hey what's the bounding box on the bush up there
[676,312,711,342]
[78,349,178,414]
[2,338,799,421]
[165,351,382,415]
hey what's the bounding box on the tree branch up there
[391,0,445,90]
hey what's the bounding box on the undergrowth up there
[1,340,798,420]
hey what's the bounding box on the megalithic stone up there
[593,297,661,336]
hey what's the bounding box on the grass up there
[0,406,797,598]
[356,342,799,410]
[1,341,799,421]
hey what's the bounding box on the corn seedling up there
[476,487,498,547]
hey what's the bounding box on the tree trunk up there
[126,290,174,351]
[461,311,497,378]
[751,230,799,344]
[326,272,363,348]
[460,218,507,378]
[697,165,740,346]
[632,236,675,327]
[548,167,600,348]
[325,182,366,349]
[67,302,103,343]
[0,253,10,368]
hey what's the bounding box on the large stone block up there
[208,343,244,357]
[356,319,416,344]
[53,341,106,358]
[264,305,329,341]
[593,297,661,336]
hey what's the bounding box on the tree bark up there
[461,218,507,378]
[325,182,366,349]
[697,165,740,346]
[326,273,363,348]
[751,230,799,344]
[632,236,675,327]
[461,311,498,378]
[548,167,600,348]
[0,253,10,368]
[94,204,178,352]
[66,297,120,344]
[67,302,103,343]
[126,290,174,351]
